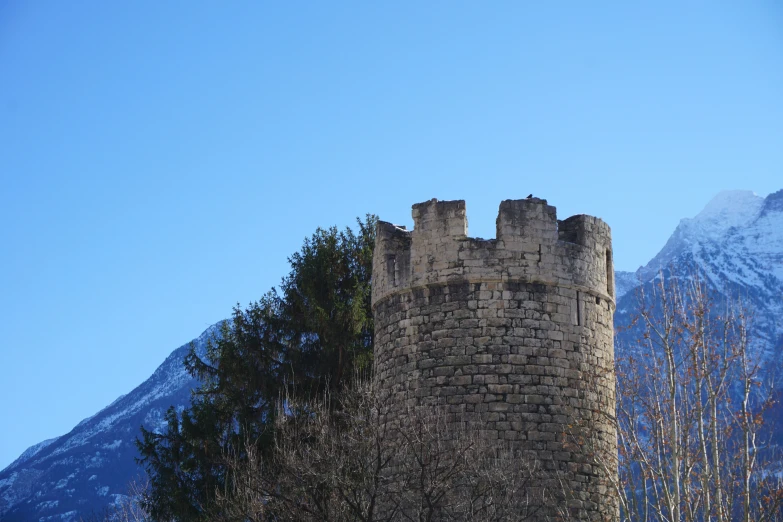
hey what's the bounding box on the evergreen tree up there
[136,215,377,521]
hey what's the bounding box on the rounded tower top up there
[372,197,614,307]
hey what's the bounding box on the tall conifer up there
[137,215,377,520]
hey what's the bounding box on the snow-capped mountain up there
[1,189,781,521]
[612,188,783,463]
[638,189,783,286]
[615,189,783,368]
[0,323,222,522]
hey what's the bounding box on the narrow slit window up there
[386,255,397,286]
[605,249,614,298]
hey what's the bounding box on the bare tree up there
[79,479,151,522]
[389,403,548,522]
[611,272,783,522]
[212,378,552,521]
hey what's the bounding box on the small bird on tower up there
[526,194,533,199]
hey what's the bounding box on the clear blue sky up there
[1,1,781,470]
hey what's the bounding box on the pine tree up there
[136,215,377,521]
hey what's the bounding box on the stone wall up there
[372,198,618,521]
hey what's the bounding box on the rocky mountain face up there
[1,189,781,522]
[615,189,783,370]
[0,324,221,522]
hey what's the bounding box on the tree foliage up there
[136,215,377,521]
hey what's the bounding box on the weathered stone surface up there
[373,198,618,521]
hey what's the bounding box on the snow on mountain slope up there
[614,271,639,300]
[4,439,58,472]
[681,189,764,241]
[0,322,223,522]
[619,188,783,373]
[639,189,781,287]
[741,190,783,282]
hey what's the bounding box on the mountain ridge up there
[2,190,781,521]
[0,322,222,522]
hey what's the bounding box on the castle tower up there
[372,198,618,521]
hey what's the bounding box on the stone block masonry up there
[372,198,618,521]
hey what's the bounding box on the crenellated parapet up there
[372,198,615,308]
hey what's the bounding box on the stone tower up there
[372,198,617,521]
